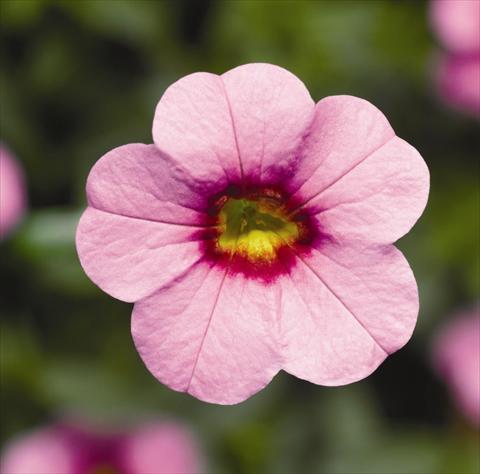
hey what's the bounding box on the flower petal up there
[221,63,315,182]
[122,423,200,474]
[280,243,418,385]
[152,72,242,193]
[430,0,480,53]
[131,263,283,405]
[289,95,395,202]
[0,145,27,238]
[309,136,429,244]
[86,144,206,224]
[433,309,480,426]
[437,53,480,117]
[76,207,204,302]
[0,428,77,474]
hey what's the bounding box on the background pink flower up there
[437,54,480,116]
[76,63,429,405]
[0,421,200,474]
[0,145,27,238]
[430,0,480,53]
[433,307,480,427]
[0,427,75,474]
[122,422,200,474]
[430,0,480,116]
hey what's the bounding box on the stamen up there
[215,194,300,263]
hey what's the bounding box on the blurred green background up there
[1,1,479,473]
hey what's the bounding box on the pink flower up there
[76,63,429,404]
[437,53,480,116]
[433,307,480,426]
[0,421,200,474]
[0,145,27,238]
[430,0,480,116]
[430,0,480,53]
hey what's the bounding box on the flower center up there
[89,465,118,474]
[216,193,299,263]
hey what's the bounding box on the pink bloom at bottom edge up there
[433,307,480,427]
[0,145,27,239]
[0,421,200,474]
[436,53,480,117]
[76,63,430,405]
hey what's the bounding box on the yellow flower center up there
[217,194,299,263]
